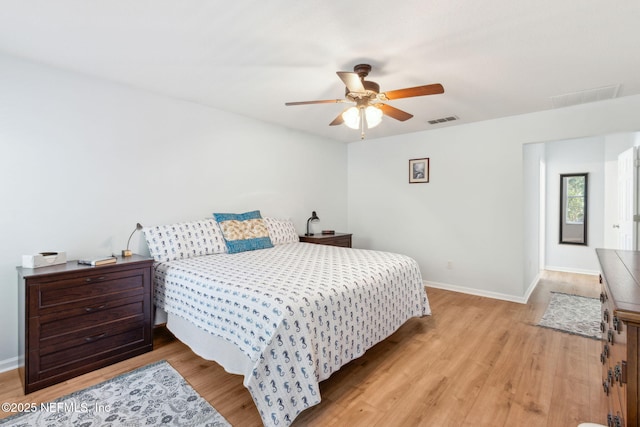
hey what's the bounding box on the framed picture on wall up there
[409,158,429,183]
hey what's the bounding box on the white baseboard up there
[544,265,600,276]
[425,268,598,306]
[0,356,19,374]
[424,280,528,304]
[523,272,542,304]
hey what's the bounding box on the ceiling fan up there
[285,64,444,139]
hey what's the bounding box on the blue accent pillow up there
[213,210,274,254]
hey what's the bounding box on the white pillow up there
[263,217,299,245]
[143,219,227,262]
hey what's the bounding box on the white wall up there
[523,142,545,295]
[348,94,640,302]
[543,137,604,274]
[348,121,525,301]
[0,54,348,371]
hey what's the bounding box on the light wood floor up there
[0,271,607,426]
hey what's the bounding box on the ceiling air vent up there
[428,115,459,125]
[551,84,620,108]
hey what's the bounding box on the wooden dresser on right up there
[597,248,640,427]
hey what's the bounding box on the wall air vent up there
[427,115,459,125]
[551,84,620,108]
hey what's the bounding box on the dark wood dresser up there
[596,248,640,427]
[17,254,154,393]
[299,233,352,248]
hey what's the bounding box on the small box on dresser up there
[596,248,640,427]
[17,254,154,394]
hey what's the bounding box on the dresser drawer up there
[38,316,146,356]
[29,267,148,315]
[34,296,146,343]
[29,323,148,385]
[299,233,352,248]
[327,235,352,247]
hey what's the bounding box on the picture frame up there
[409,158,429,183]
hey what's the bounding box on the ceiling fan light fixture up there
[365,105,382,128]
[285,64,444,138]
[342,106,360,129]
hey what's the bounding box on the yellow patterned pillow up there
[213,211,273,253]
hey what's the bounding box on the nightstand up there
[299,233,352,248]
[17,254,154,393]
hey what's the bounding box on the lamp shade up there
[342,107,360,129]
[365,105,383,128]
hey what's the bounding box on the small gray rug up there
[537,292,601,340]
[0,360,231,427]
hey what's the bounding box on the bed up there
[145,217,430,427]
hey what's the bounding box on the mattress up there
[154,242,430,426]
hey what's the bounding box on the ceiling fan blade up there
[329,112,344,126]
[285,99,344,106]
[383,83,444,100]
[378,103,414,121]
[337,72,365,93]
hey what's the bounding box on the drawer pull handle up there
[613,316,621,333]
[85,305,106,312]
[614,364,622,383]
[85,276,106,283]
[84,333,107,342]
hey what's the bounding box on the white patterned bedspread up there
[154,242,430,426]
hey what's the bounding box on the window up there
[565,176,586,224]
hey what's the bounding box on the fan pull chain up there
[360,107,365,140]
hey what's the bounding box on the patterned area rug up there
[0,360,231,427]
[537,292,601,340]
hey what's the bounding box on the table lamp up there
[305,211,319,236]
[122,223,143,257]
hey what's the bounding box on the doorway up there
[615,146,638,250]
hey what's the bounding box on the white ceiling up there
[1,1,639,142]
